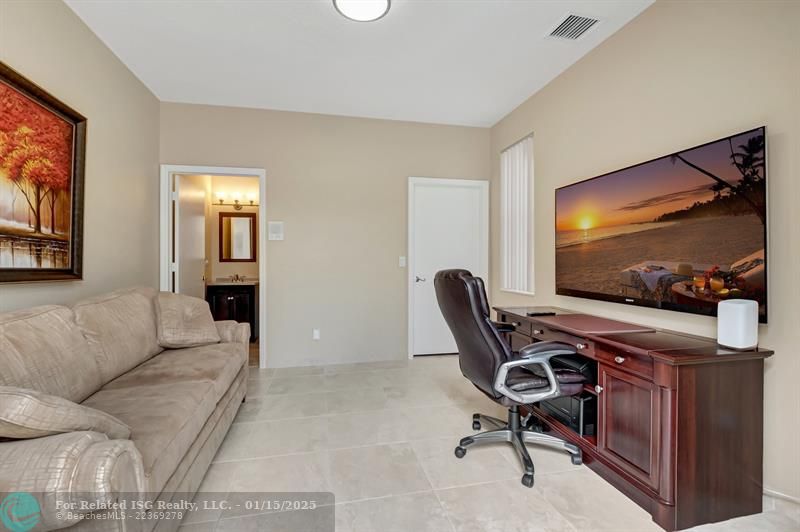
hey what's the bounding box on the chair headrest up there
[435,269,473,282]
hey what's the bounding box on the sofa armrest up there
[0,431,145,530]
[215,320,251,345]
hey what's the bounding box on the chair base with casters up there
[454,404,582,487]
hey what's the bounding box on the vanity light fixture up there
[215,191,259,210]
[333,0,390,22]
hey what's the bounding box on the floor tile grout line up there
[430,476,584,532]
[410,443,460,532]
[212,451,577,501]
[196,484,513,521]
[432,475,544,495]
[334,487,437,507]
[216,429,593,469]
[231,398,492,425]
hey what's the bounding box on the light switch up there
[399,256,407,268]
[312,328,321,341]
[268,221,284,241]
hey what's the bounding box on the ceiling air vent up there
[548,14,599,40]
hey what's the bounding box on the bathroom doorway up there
[160,165,267,368]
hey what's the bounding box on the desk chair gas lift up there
[434,269,588,487]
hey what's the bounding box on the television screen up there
[555,127,767,322]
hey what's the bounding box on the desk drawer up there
[596,345,653,380]
[531,325,595,357]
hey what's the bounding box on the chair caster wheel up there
[472,421,481,430]
[454,446,467,458]
[571,452,583,466]
[521,473,534,488]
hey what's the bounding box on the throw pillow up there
[155,292,221,348]
[0,387,130,440]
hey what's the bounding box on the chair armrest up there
[491,321,516,333]
[519,341,577,358]
[0,431,145,530]
[493,342,577,404]
[215,320,251,344]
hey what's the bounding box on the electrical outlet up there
[399,256,407,268]
[312,328,321,341]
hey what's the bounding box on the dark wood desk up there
[494,306,773,532]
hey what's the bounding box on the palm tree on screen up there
[670,134,766,225]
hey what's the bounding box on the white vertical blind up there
[500,135,534,294]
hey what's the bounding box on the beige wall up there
[489,0,800,501]
[160,103,490,367]
[0,0,160,311]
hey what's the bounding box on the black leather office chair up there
[434,269,586,487]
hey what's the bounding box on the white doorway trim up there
[159,164,268,369]
[407,176,489,359]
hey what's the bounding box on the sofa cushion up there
[100,343,247,403]
[0,386,130,440]
[73,287,162,384]
[155,292,221,348]
[82,380,217,494]
[0,305,102,402]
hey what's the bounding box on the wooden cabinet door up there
[232,292,251,324]
[597,363,661,490]
[209,290,234,321]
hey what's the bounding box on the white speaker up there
[717,300,759,350]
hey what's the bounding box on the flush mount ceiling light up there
[333,0,391,22]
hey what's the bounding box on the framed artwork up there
[0,61,86,282]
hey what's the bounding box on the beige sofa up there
[0,287,249,531]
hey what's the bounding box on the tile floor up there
[181,355,800,532]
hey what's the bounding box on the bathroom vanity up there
[205,280,259,342]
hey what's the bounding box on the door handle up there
[415,276,427,283]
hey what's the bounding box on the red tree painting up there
[0,62,85,281]
[0,83,73,235]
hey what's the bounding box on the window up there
[500,135,534,294]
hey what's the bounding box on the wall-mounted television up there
[555,127,767,322]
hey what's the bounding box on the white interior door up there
[409,177,489,356]
[175,174,207,298]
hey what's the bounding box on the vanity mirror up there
[219,212,256,262]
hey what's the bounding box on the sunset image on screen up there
[555,128,767,320]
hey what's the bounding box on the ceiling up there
[66,0,653,127]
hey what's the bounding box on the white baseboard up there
[764,488,800,505]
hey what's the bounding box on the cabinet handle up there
[595,385,604,394]
[576,343,588,350]
[533,329,543,335]
[512,322,521,327]
[614,355,626,364]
